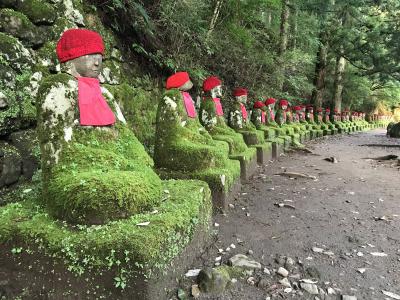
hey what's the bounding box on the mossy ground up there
[0,179,211,296]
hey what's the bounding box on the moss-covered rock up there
[0,32,33,72]
[0,141,22,187]
[389,122,400,138]
[37,73,163,224]
[0,8,48,47]
[17,0,56,25]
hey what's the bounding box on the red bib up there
[77,77,115,126]
[182,92,197,118]
[240,103,248,120]
[213,98,224,116]
[261,111,266,123]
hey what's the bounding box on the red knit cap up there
[325,108,331,112]
[334,108,338,112]
[279,99,288,106]
[203,76,222,92]
[316,108,323,112]
[166,72,190,90]
[233,88,248,96]
[265,98,276,105]
[56,29,105,63]
[293,106,301,111]
[253,101,265,109]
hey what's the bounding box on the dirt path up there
[180,129,400,300]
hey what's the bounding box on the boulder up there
[0,9,48,47]
[197,267,231,294]
[17,0,56,25]
[0,92,7,109]
[389,122,400,138]
[0,141,22,187]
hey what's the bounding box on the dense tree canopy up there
[92,0,400,114]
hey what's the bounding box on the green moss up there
[154,89,240,192]
[18,0,55,24]
[105,83,159,151]
[0,180,212,282]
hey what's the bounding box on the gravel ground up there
[178,129,400,300]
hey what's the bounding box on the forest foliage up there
[91,0,400,114]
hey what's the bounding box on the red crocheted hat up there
[233,88,248,96]
[203,76,222,92]
[316,108,323,112]
[56,29,105,63]
[293,106,302,111]
[253,101,265,109]
[279,99,288,106]
[265,98,276,105]
[166,72,190,90]
[325,108,331,112]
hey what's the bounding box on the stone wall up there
[0,0,161,192]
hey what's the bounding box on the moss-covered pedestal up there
[154,88,241,211]
[0,180,212,300]
[200,95,257,182]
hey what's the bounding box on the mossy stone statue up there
[199,76,256,161]
[226,88,272,163]
[37,29,162,224]
[291,105,311,141]
[323,108,338,134]
[154,72,240,208]
[315,108,331,135]
[285,106,307,144]
[199,76,257,179]
[305,105,324,138]
[275,100,302,147]
[250,100,283,158]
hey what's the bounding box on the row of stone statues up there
[37,29,378,224]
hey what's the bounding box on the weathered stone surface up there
[197,267,231,294]
[9,129,39,179]
[0,141,22,187]
[0,32,33,71]
[0,9,48,47]
[0,65,16,89]
[0,92,7,109]
[228,254,262,270]
[389,122,400,138]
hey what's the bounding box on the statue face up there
[281,105,287,110]
[67,54,103,78]
[211,85,223,97]
[236,95,247,104]
[179,80,193,91]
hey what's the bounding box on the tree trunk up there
[279,0,290,55]
[311,32,329,108]
[292,7,298,49]
[207,0,223,39]
[277,0,290,91]
[333,55,346,112]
